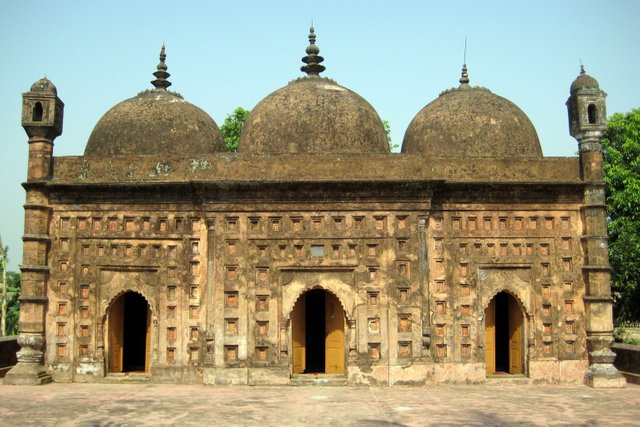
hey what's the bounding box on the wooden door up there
[324,293,344,374]
[145,307,151,372]
[484,298,496,375]
[292,297,306,374]
[508,296,523,374]
[108,296,125,373]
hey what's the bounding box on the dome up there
[402,66,542,158]
[238,27,389,155]
[570,65,600,93]
[30,77,57,95]
[84,47,225,157]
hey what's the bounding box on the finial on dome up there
[580,64,586,75]
[301,26,326,76]
[459,63,470,85]
[151,45,172,90]
[459,38,470,85]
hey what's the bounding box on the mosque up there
[5,28,624,387]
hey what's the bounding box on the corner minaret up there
[4,77,63,385]
[21,77,64,180]
[566,66,625,388]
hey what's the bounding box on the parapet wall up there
[612,343,640,384]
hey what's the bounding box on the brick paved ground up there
[0,382,638,426]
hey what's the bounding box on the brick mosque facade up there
[5,29,624,387]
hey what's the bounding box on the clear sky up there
[1,0,638,270]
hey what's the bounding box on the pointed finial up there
[301,26,326,76]
[459,38,470,85]
[580,64,586,75]
[459,63,470,85]
[151,45,172,90]
[464,37,467,64]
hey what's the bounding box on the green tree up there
[0,240,20,335]
[5,272,20,335]
[220,107,250,152]
[602,108,640,323]
[383,120,399,152]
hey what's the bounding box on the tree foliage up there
[602,108,640,323]
[0,241,20,335]
[220,107,250,152]
[383,120,399,152]
[5,272,20,335]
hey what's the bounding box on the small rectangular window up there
[310,245,325,257]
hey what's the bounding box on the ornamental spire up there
[301,26,326,76]
[151,45,172,90]
[459,63,470,85]
[459,38,470,85]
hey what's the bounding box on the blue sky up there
[1,0,638,270]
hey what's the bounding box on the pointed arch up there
[483,287,529,318]
[104,288,154,318]
[283,278,353,322]
[478,267,533,318]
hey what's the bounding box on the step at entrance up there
[291,373,347,386]
[103,372,151,384]
[486,374,530,385]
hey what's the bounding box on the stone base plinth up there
[585,364,626,388]
[203,367,248,385]
[3,362,52,385]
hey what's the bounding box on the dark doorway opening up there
[291,288,345,375]
[305,289,326,373]
[109,291,150,373]
[495,292,510,372]
[122,292,148,372]
[485,291,524,375]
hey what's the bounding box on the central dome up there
[85,47,225,157]
[238,28,389,155]
[402,65,542,157]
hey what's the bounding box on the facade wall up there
[428,206,587,375]
[42,188,590,384]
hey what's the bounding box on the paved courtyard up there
[0,382,638,426]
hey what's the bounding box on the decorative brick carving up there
[398,341,412,358]
[167,327,177,341]
[256,347,268,361]
[368,343,380,359]
[398,314,412,332]
[461,324,469,337]
[367,292,379,306]
[256,295,269,311]
[225,345,238,361]
[256,321,269,336]
[225,319,238,335]
[225,291,238,307]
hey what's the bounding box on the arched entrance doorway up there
[291,288,345,374]
[485,291,524,375]
[108,291,151,373]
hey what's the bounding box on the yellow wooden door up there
[108,296,124,373]
[508,296,523,374]
[324,293,344,374]
[292,297,306,374]
[145,306,151,372]
[485,298,496,375]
